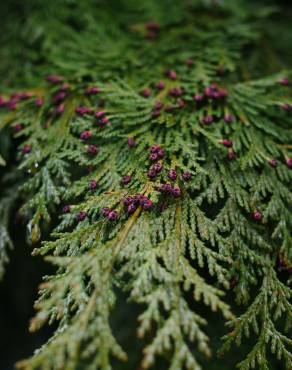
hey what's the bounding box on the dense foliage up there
[0,1,291,369]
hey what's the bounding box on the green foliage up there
[0,0,291,369]
[0,181,17,279]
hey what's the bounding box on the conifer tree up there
[0,1,291,369]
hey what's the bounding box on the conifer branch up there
[0,1,291,369]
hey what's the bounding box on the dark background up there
[0,228,54,369]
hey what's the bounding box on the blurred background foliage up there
[0,0,291,369]
[0,0,292,89]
